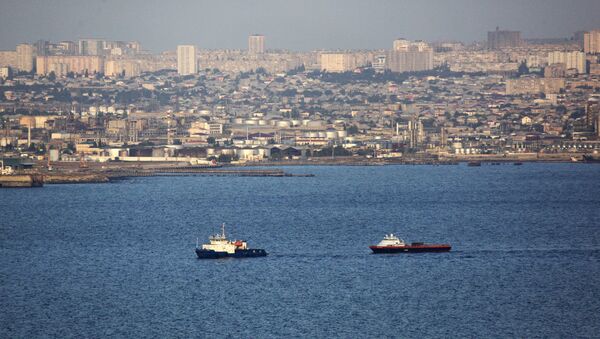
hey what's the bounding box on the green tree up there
[347,125,359,135]
[518,61,529,76]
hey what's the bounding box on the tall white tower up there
[248,35,265,54]
[177,45,198,75]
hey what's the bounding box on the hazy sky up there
[1,0,599,52]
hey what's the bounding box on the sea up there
[1,163,600,338]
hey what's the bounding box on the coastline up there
[3,153,597,187]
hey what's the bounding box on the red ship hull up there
[370,244,451,253]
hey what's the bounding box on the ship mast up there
[221,223,226,238]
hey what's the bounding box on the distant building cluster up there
[2,28,600,164]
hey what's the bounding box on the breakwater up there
[0,174,44,188]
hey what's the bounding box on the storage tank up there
[307,120,324,128]
[291,120,301,127]
[317,131,327,138]
[337,130,348,138]
[234,118,244,124]
[258,119,267,125]
[245,119,257,125]
[277,120,291,128]
[48,149,60,162]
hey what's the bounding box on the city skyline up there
[1,0,600,52]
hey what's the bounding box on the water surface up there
[1,164,599,337]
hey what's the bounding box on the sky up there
[0,0,599,52]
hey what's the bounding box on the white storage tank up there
[337,130,348,138]
[306,120,324,128]
[49,149,60,162]
[277,120,291,128]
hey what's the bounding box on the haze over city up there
[2,1,600,338]
[1,0,600,51]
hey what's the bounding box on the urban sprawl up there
[1,29,600,171]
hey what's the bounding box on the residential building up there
[488,27,522,50]
[506,77,565,95]
[16,44,35,72]
[386,40,433,73]
[105,59,141,77]
[584,30,600,54]
[320,53,356,72]
[36,55,105,75]
[248,35,265,54]
[177,45,197,75]
[547,51,586,74]
[0,50,18,69]
[78,39,104,55]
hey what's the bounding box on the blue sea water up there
[1,164,600,338]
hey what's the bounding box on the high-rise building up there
[248,35,265,54]
[393,38,411,51]
[386,39,433,73]
[16,44,35,72]
[584,30,600,54]
[78,39,105,56]
[0,50,18,69]
[547,51,586,74]
[34,40,49,56]
[586,98,600,132]
[573,31,586,50]
[57,41,78,55]
[177,45,198,75]
[320,53,356,72]
[487,27,522,50]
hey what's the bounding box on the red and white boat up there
[369,234,451,253]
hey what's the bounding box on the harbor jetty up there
[1,165,314,187]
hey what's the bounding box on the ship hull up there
[370,244,451,253]
[195,248,267,259]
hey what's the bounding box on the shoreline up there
[3,156,598,187]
